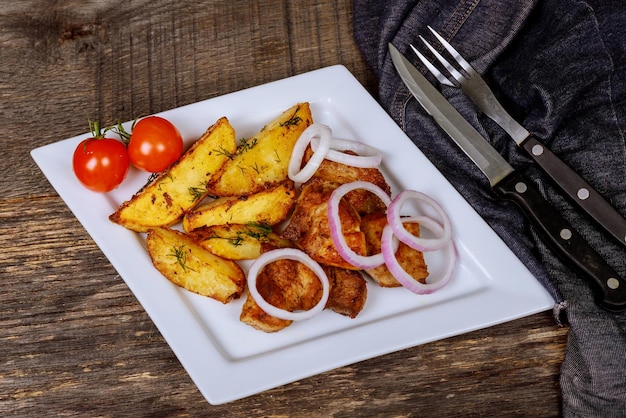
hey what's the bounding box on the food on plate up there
[183,181,297,232]
[281,147,392,271]
[241,261,368,333]
[301,146,390,215]
[122,115,184,173]
[146,227,245,303]
[381,215,456,295]
[288,124,384,184]
[324,266,367,318]
[72,120,130,192]
[240,252,323,332]
[361,212,428,287]
[107,103,457,333]
[206,103,313,196]
[109,117,236,232]
[281,179,368,270]
[188,223,293,260]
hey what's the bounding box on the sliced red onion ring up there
[387,190,452,251]
[327,181,393,269]
[381,216,457,295]
[311,136,383,168]
[288,124,332,183]
[246,248,330,321]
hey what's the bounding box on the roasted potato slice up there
[282,180,367,270]
[110,117,237,232]
[146,227,245,303]
[188,223,293,260]
[183,181,297,231]
[206,103,313,196]
[361,212,428,287]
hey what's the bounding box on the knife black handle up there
[494,171,626,312]
[520,135,626,248]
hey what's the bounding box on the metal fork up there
[411,25,626,248]
[411,26,529,143]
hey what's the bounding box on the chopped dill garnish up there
[280,106,302,127]
[227,236,244,246]
[215,146,236,160]
[168,244,196,273]
[239,137,258,152]
[156,172,174,190]
[242,223,272,239]
[188,184,206,202]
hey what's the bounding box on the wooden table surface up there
[1,1,568,416]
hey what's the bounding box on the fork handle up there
[520,135,626,247]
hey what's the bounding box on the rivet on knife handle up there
[520,135,626,246]
[494,171,626,312]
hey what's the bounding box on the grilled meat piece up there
[281,179,367,270]
[361,212,429,287]
[324,266,367,318]
[240,256,323,332]
[304,148,391,215]
[240,258,368,332]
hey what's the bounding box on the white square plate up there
[31,65,553,405]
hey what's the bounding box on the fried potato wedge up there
[240,256,324,332]
[281,180,367,270]
[361,212,428,287]
[110,117,237,232]
[206,103,313,196]
[146,227,245,303]
[188,223,293,260]
[183,181,297,231]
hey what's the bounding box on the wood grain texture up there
[0,1,567,416]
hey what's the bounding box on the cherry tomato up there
[127,116,183,172]
[73,137,130,192]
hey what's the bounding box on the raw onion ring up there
[246,248,330,321]
[288,124,332,183]
[381,216,457,295]
[387,190,452,251]
[327,181,393,269]
[311,136,383,168]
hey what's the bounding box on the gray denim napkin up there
[353,0,626,415]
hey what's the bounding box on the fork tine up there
[409,43,455,87]
[427,26,473,73]
[418,35,466,85]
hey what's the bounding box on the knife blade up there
[389,43,626,312]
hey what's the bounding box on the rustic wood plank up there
[0,0,566,416]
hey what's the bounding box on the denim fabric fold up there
[353,0,626,415]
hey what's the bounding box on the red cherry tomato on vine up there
[73,138,130,192]
[127,116,183,172]
[72,121,130,192]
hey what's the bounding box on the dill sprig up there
[168,244,196,273]
[188,184,206,202]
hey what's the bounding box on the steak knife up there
[389,43,626,312]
